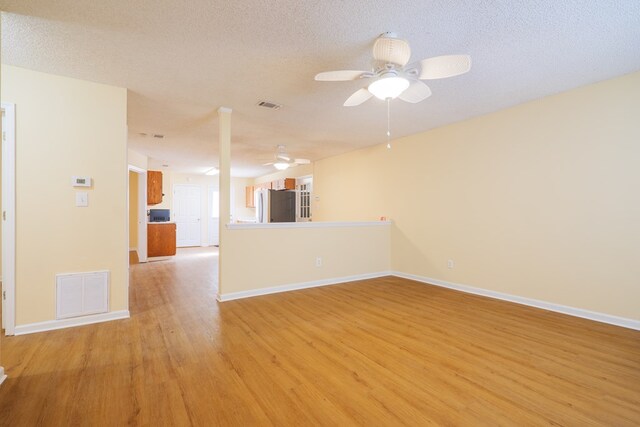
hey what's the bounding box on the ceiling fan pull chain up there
[386,98,392,149]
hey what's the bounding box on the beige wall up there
[231,177,255,222]
[127,148,147,170]
[220,223,390,297]
[314,71,640,321]
[128,171,138,248]
[1,65,128,325]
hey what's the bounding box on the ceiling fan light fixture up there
[273,162,290,171]
[368,75,410,100]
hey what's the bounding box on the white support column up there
[217,107,232,299]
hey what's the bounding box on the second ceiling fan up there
[263,145,311,171]
[315,32,471,106]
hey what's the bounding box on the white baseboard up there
[0,367,6,386]
[392,271,640,331]
[14,310,130,336]
[217,271,392,302]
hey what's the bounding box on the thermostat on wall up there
[72,176,92,187]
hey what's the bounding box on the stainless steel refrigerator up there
[255,189,296,223]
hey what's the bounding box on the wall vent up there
[257,101,281,110]
[56,271,109,319]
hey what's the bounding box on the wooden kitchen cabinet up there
[245,185,255,208]
[272,178,295,191]
[147,223,176,257]
[147,171,163,205]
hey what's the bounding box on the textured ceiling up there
[2,1,640,177]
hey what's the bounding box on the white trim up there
[2,102,16,336]
[13,310,130,336]
[226,220,391,230]
[217,266,640,330]
[128,164,146,174]
[392,271,640,331]
[217,271,391,302]
[217,107,232,114]
[129,247,138,251]
[0,367,6,386]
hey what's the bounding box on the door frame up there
[172,183,202,247]
[128,165,148,263]
[2,102,16,336]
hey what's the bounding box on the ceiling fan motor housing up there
[372,34,411,67]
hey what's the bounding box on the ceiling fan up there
[263,145,311,171]
[315,32,471,106]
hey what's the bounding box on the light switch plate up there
[76,192,88,207]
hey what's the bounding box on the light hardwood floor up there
[1,247,639,425]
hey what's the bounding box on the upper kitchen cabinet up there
[245,185,255,208]
[272,178,295,191]
[147,170,163,205]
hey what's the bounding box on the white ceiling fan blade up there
[262,162,275,166]
[418,55,471,80]
[315,70,368,81]
[398,81,432,103]
[344,88,373,107]
[294,158,311,165]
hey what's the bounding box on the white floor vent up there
[56,271,109,319]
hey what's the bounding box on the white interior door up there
[173,184,201,247]
[208,187,219,246]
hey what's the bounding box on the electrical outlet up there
[315,257,322,267]
[447,259,454,269]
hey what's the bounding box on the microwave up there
[149,209,170,222]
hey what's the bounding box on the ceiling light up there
[368,74,410,100]
[273,162,290,171]
[205,167,219,176]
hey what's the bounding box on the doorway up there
[173,184,201,247]
[128,166,147,263]
[1,103,16,337]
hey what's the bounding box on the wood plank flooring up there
[0,246,639,425]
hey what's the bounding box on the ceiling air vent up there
[153,134,164,139]
[257,101,281,110]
